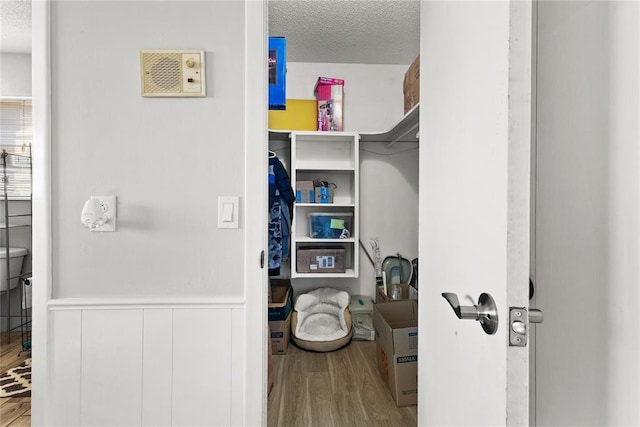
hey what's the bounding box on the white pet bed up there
[291,287,352,352]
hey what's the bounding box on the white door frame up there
[252,1,533,424]
[244,0,269,425]
[31,0,53,424]
[506,2,534,423]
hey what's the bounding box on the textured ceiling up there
[0,0,421,65]
[269,0,420,65]
[0,0,31,53]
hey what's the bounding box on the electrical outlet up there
[91,196,116,232]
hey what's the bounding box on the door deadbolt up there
[441,292,499,335]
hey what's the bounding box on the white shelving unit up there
[269,105,419,280]
[290,131,360,278]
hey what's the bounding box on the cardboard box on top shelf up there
[403,55,420,114]
[315,77,344,131]
[268,279,293,354]
[373,300,418,407]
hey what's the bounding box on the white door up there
[418,2,533,425]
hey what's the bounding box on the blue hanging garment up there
[268,155,293,276]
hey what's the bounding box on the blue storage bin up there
[308,212,352,239]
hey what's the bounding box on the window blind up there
[0,100,32,199]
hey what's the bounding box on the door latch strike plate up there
[509,307,527,347]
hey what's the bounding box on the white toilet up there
[0,247,28,292]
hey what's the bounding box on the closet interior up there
[267,1,420,424]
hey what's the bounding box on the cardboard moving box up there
[403,55,420,114]
[373,300,418,407]
[268,326,275,394]
[268,280,293,321]
[269,312,292,355]
[296,247,346,273]
[269,280,293,354]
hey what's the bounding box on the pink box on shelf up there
[314,77,344,131]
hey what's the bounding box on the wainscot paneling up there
[81,309,144,426]
[48,299,245,426]
[230,308,245,426]
[50,310,82,426]
[142,309,173,426]
[172,308,232,426]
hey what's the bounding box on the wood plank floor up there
[0,333,31,427]
[268,340,417,427]
[2,333,415,427]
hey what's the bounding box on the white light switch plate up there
[218,196,239,229]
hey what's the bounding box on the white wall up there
[0,53,31,98]
[43,1,255,424]
[270,62,419,297]
[51,1,246,298]
[536,2,639,425]
[286,62,408,132]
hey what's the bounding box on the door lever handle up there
[442,292,499,335]
[441,292,478,320]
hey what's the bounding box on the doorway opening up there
[265,1,420,424]
[0,100,33,424]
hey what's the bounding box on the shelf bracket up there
[384,122,419,149]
